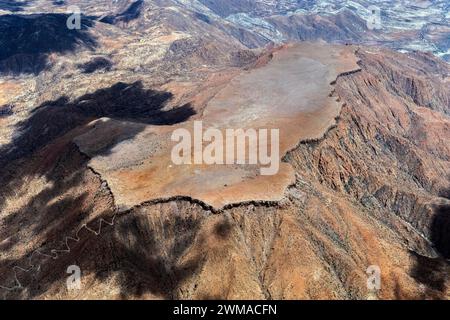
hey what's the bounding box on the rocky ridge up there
[0,0,448,300]
[0,45,448,299]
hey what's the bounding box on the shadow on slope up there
[0,13,96,75]
[0,81,197,298]
[409,188,450,299]
[99,0,144,25]
[0,0,32,12]
[94,211,204,299]
[0,80,194,244]
[1,188,205,299]
[0,81,195,166]
[77,57,113,74]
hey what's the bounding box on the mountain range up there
[0,0,448,300]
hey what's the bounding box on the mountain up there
[0,0,448,299]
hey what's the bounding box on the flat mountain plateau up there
[74,43,360,211]
[1,44,449,299]
[0,0,448,300]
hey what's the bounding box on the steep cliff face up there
[286,48,450,298]
[1,47,448,300]
[293,48,450,232]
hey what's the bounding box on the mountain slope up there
[0,0,449,300]
[1,46,448,299]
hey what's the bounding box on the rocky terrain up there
[71,43,360,211]
[0,0,449,300]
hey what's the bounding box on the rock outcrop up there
[0,0,449,301]
[1,46,448,299]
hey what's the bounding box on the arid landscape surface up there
[0,0,449,300]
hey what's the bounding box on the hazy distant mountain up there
[1,0,448,59]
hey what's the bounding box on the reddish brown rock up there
[0,46,449,300]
